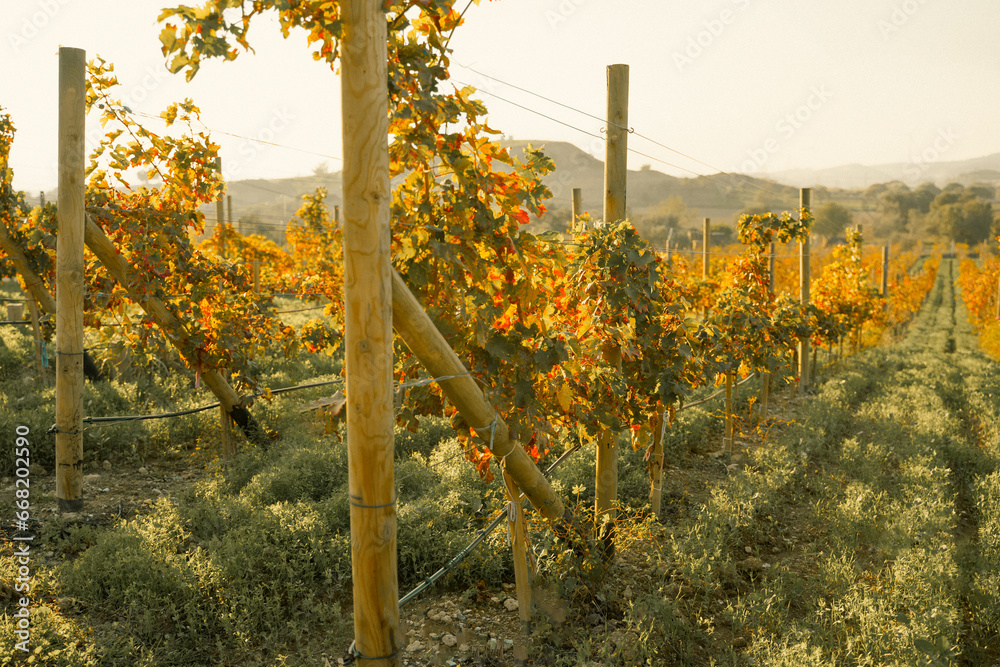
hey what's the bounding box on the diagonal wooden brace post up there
[391,269,585,542]
[83,213,268,446]
[0,224,102,381]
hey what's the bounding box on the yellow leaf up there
[556,382,572,413]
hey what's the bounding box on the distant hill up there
[503,140,796,219]
[768,153,1000,190]
[196,140,1000,245]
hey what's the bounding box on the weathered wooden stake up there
[253,258,261,295]
[596,63,628,550]
[759,371,771,422]
[571,187,582,232]
[216,157,226,258]
[648,411,666,518]
[768,242,775,294]
[664,227,674,265]
[702,217,710,280]
[881,245,889,297]
[798,188,811,393]
[502,470,532,626]
[55,46,86,512]
[391,269,579,535]
[996,276,1000,321]
[84,214,266,442]
[0,225,102,381]
[723,372,734,453]
[26,295,46,382]
[342,2,399,663]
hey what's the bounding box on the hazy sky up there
[2,0,999,195]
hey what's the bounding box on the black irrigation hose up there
[397,440,584,608]
[81,378,345,425]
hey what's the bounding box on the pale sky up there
[2,0,999,195]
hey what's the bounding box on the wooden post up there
[6,302,23,322]
[216,157,226,258]
[342,2,400,664]
[83,214,266,443]
[664,228,674,265]
[502,471,532,627]
[219,404,232,460]
[391,270,580,536]
[759,371,771,422]
[723,373,734,453]
[26,296,46,382]
[768,242,775,295]
[571,187,582,232]
[881,245,889,296]
[798,188,811,393]
[648,411,666,518]
[253,258,261,295]
[702,218,710,280]
[0,225,106,381]
[596,63,628,550]
[55,46,86,513]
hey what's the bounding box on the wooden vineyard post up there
[596,63,628,552]
[342,2,400,664]
[253,258,261,295]
[664,227,674,266]
[571,187,582,232]
[760,241,775,421]
[83,214,267,443]
[798,188,811,393]
[216,157,226,258]
[55,46,86,513]
[648,410,666,519]
[334,205,340,225]
[26,296,47,383]
[502,470,532,627]
[702,217,710,280]
[759,371,771,422]
[881,244,889,297]
[723,373,734,454]
[768,241,775,294]
[391,269,580,536]
[0,226,105,381]
[996,276,1000,321]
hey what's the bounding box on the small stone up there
[458,644,469,653]
[503,639,514,649]
[101,487,109,493]
[502,583,514,590]
[152,488,163,495]
[102,459,112,471]
[587,612,602,626]
[405,641,423,653]
[442,634,457,647]
[623,586,633,598]
[487,638,497,651]
[28,463,46,476]
[503,598,518,612]
[138,467,148,475]
[744,546,753,554]
[439,614,452,624]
